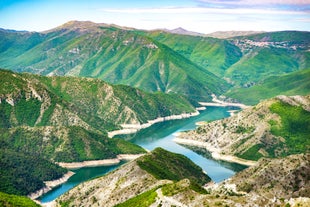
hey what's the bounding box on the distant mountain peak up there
[165,27,204,36]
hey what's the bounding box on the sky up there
[0,0,309,34]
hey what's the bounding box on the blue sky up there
[0,0,309,33]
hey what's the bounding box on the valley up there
[0,20,309,207]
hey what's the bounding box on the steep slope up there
[176,95,310,162]
[0,21,229,101]
[0,69,198,198]
[0,148,67,196]
[148,30,310,86]
[56,148,211,207]
[0,69,196,131]
[225,68,310,105]
[0,192,41,207]
[225,31,310,86]
[147,30,243,77]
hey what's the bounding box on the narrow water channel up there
[40,106,245,203]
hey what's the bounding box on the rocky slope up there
[55,150,310,207]
[56,148,211,207]
[176,95,310,163]
[0,69,196,131]
[0,69,197,197]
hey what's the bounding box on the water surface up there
[40,106,245,203]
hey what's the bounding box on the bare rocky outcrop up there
[56,160,171,207]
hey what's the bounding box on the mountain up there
[0,21,229,101]
[56,148,211,207]
[0,69,199,197]
[56,149,310,207]
[163,27,204,36]
[148,30,310,88]
[205,31,264,39]
[223,153,310,205]
[1,22,309,102]
[0,69,196,131]
[147,30,243,78]
[225,68,310,105]
[176,95,310,162]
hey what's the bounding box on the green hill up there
[147,30,310,87]
[146,30,243,77]
[57,148,210,207]
[1,22,309,101]
[0,148,67,196]
[225,68,310,105]
[177,95,310,161]
[0,69,196,131]
[0,192,41,207]
[0,21,229,101]
[0,69,199,197]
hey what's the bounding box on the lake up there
[40,106,246,203]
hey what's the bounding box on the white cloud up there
[101,6,306,15]
[197,0,310,5]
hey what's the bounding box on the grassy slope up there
[225,68,310,105]
[224,47,302,86]
[137,147,211,185]
[0,192,40,207]
[0,24,229,101]
[269,101,310,156]
[1,126,146,163]
[147,31,242,77]
[235,98,310,161]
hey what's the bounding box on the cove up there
[40,106,246,203]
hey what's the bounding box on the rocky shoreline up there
[57,154,145,169]
[174,137,256,166]
[199,94,249,109]
[108,111,200,138]
[28,171,75,200]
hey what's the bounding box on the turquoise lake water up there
[40,106,246,203]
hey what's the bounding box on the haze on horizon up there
[0,0,309,34]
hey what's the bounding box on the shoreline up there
[28,171,75,200]
[57,154,145,169]
[31,154,144,205]
[108,110,201,138]
[199,94,249,109]
[174,137,256,166]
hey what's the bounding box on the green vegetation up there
[236,144,264,161]
[137,148,211,185]
[162,179,208,196]
[0,148,67,195]
[269,101,310,156]
[225,47,300,86]
[225,69,310,105]
[234,99,310,161]
[1,126,145,163]
[0,192,40,207]
[114,188,158,207]
[147,31,242,77]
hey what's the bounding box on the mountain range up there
[0,21,309,206]
[1,21,309,102]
